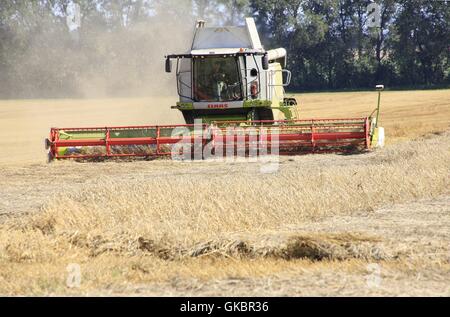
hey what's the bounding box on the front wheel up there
[246,108,260,122]
[181,111,194,124]
[246,108,274,123]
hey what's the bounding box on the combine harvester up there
[45,18,384,161]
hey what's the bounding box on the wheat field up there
[0,89,449,296]
[0,89,449,165]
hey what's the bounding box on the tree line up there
[252,0,449,91]
[0,0,449,98]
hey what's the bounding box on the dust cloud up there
[1,2,202,99]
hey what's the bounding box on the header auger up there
[45,18,384,162]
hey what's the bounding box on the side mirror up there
[165,58,172,73]
[262,54,269,70]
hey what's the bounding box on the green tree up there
[392,0,450,86]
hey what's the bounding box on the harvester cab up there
[165,18,297,124]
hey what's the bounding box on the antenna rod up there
[375,85,384,128]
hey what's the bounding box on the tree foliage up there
[251,0,449,90]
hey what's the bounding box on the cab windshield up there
[193,57,243,102]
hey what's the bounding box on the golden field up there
[0,89,449,164]
[0,89,449,296]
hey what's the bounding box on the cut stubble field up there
[0,89,449,296]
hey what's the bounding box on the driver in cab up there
[195,59,240,101]
[210,60,228,100]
